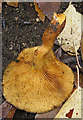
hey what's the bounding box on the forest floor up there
[2,2,83,119]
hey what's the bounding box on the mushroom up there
[3,13,74,113]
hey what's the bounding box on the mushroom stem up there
[33,13,66,70]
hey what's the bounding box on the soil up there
[2,2,83,119]
[2,2,49,73]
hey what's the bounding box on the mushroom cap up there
[3,46,74,113]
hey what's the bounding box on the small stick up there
[76,65,80,93]
[1,100,7,105]
[75,46,82,69]
[3,105,13,118]
[1,101,16,119]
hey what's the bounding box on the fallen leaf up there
[57,4,82,54]
[0,1,18,13]
[81,34,83,60]
[34,2,45,22]
[34,2,61,22]
[1,101,16,119]
[37,2,60,21]
[54,87,81,118]
[7,2,19,7]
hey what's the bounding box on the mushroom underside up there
[3,46,74,113]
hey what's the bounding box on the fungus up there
[3,13,74,113]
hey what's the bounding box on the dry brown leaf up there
[57,4,81,54]
[54,87,81,118]
[7,2,19,7]
[34,2,45,22]
[0,0,18,13]
[0,1,18,13]
[1,101,16,119]
[36,2,60,21]
[34,2,61,22]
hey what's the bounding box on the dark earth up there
[2,2,83,119]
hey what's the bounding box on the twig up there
[76,65,80,93]
[1,100,7,105]
[3,105,13,118]
[1,101,16,119]
[75,46,82,69]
